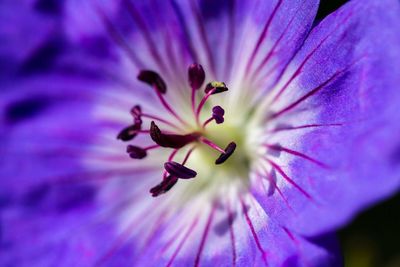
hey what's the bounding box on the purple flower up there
[1,0,400,266]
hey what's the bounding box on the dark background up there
[318,1,400,266]
[317,0,348,21]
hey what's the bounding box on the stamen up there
[211,106,225,124]
[215,142,237,165]
[196,81,228,125]
[154,89,188,126]
[202,117,214,128]
[126,144,160,159]
[200,137,226,154]
[195,88,216,125]
[188,63,205,90]
[117,122,142,141]
[164,161,197,179]
[204,81,228,95]
[126,145,147,159]
[150,121,200,148]
[168,149,179,162]
[129,104,182,130]
[162,149,179,180]
[137,70,167,94]
[141,113,181,130]
[119,64,237,197]
[182,146,197,165]
[138,70,188,126]
[150,175,179,197]
[202,106,225,128]
[189,63,206,113]
[130,105,142,118]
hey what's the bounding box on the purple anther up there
[212,106,225,124]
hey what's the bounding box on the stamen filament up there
[202,117,214,128]
[155,90,189,127]
[191,89,197,116]
[168,149,179,162]
[141,113,182,130]
[164,149,179,179]
[200,137,226,153]
[135,130,150,134]
[195,89,216,125]
[182,146,197,165]
[119,64,234,196]
[144,144,160,151]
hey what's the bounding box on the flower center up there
[117,64,257,197]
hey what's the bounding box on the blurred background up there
[318,1,400,266]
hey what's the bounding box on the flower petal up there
[0,180,140,267]
[129,195,340,266]
[63,0,318,91]
[254,0,400,236]
[0,1,58,80]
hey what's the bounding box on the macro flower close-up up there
[1,0,400,266]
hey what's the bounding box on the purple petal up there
[132,196,340,266]
[254,0,400,236]
[0,1,59,80]
[0,184,138,267]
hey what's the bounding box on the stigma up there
[117,64,237,197]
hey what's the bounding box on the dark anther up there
[117,122,142,141]
[212,106,225,124]
[150,176,179,197]
[215,142,237,165]
[130,105,142,118]
[126,145,147,159]
[164,161,197,179]
[188,63,205,90]
[150,121,200,149]
[137,70,167,94]
[130,105,142,125]
[205,81,228,95]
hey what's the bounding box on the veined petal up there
[124,195,339,267]
[0,72,160,266]
[254,0,400,236]
[62,0,318,106]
